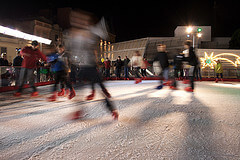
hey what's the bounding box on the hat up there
[31,40,39,46]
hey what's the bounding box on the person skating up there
[131,51,142,84]
[123,56,130,80]
[141,57,150,79]
[46,45,75,101]
[67,10,118,120]
[214,60,223,83]
[183,41,199,92]
[170,51,184,90]
[14,41,46,97]
[153,44,169,89]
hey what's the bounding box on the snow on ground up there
[0,80,240,160]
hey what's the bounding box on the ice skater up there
[214,60,223,83]
[46,45,76,101]
[183,41,199,92]
[131,51,142,84]
[153,44,169,89]
[14,41,46,97]
[66,10,119,120]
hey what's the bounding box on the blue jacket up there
[47,53,65,72]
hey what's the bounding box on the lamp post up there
[186,26,202,48]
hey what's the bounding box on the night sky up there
[1,0,240,42]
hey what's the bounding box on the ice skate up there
[31,91,39,97]
[169,86,178,90]
[102,88,111,98]
[135,78,142,84]
[184,87,194,92]
[58,88,65,96]
[182,79,190,84]
[112,110,119,120]
[86,90,95,100]
[13,92,21,97]
[47,92,57,101]
[68,88,76,100]
[156,85,163,90]
[70,110,84,120]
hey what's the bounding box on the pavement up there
[0,80,240,160]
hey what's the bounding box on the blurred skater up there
[46,45,75,101]
[14,41,46,97]
[141,57,150,79]
[183,41,199,92]
[131,51,142,84]
[153,44,169,89]
[67,10,119,120]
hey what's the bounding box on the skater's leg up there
[27,69,37,92]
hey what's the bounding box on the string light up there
[200,52,240,69]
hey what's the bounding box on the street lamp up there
[186,26,193,33]
[185,26,203,48]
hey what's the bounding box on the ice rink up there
[0,80,240,159]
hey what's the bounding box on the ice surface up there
[0,81,240,159]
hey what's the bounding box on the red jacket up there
[104,60,111,69]
[20,46,46,69]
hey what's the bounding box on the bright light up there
[200,52,240,69]
[0,25,51,45]
[197,33,202,38]
[186,26,193,33]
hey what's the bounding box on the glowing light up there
[186,26,193,33]
[200,52,240,69]
[197,33,202,38]
[0,25,51,45]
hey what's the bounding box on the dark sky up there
[1,0,240,42]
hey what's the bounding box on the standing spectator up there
[104,57,111,80]
[153,44,169,89]
[13,41,47,97]
[141,57,150,78]
[215,60,223,83]
[132,51,142,84]
[13,51,23,86]
[123,56,130,80]
[115,56,122,79]
[183,41,199,92]
[0,53,10,66]
[0,53,11,86]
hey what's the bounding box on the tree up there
[229,28,240,49]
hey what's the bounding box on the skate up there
[47,93,57,101]
[112,110,119,120]
[184,87,194,92]
[68,88,76,100]
[58,88,65,96]
[182,79,190,84]
[156,85,163,90]
[86,90,95,100]
[31,91,39,97]
[102,88,111,98]
[135,78,142,84]
[169,86,178,90]
[65,89,70,97]
[13,92,21,97]
[215,79,218,83]
[70,110,84,120]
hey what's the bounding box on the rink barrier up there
[0,81,55,93]
[0,78,240,93]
